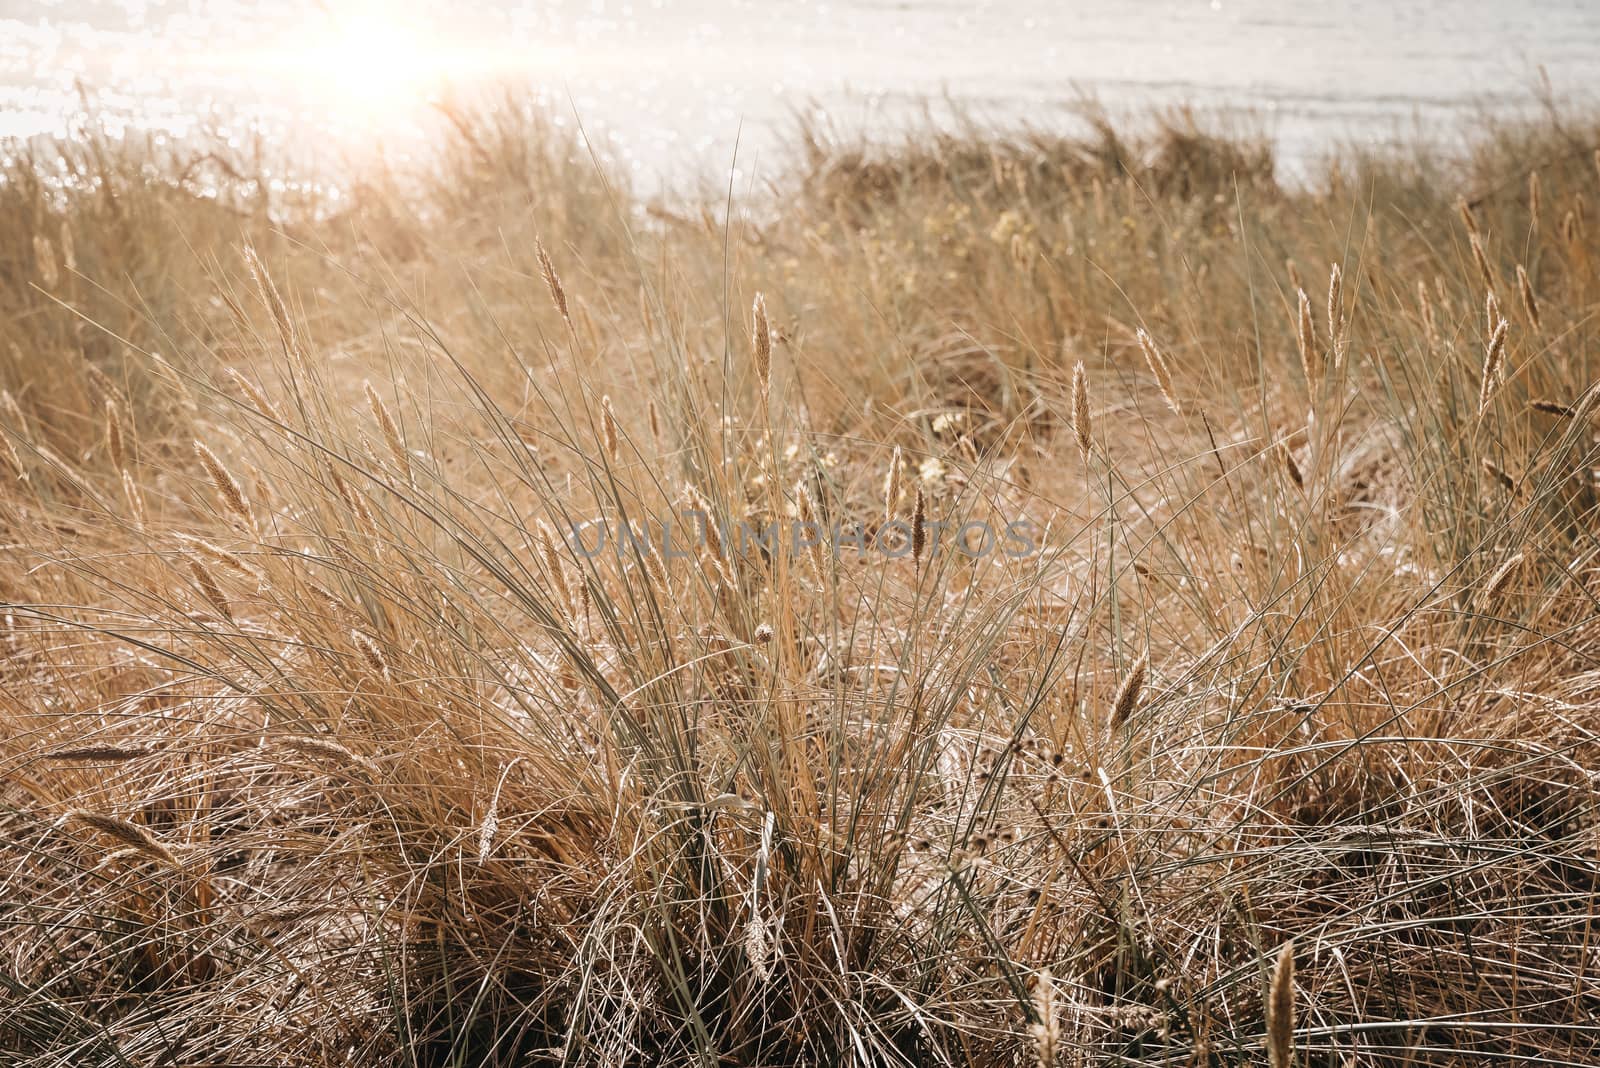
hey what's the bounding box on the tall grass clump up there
[4,97,1600,1066]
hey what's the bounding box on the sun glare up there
[279,6,490,124]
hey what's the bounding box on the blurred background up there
[6,0,1600,189]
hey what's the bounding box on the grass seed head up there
[1280,443,1304,489]
[242,244,305,371]
[121,469,146,528]
[352,629,391,680]
[1030,969,1059,1068]
[186,555,233,621]
[1110,654,1149,730]
[1416,280,1437,344]
[884,445,903,521]
[912,485,927,567]
[46,745,152,761]
[1516,264,1541,332]
[1327,262,1344,352]
[104,400,125,471]
[1071,361,1091,462]
[1482,550,1526,601]
[1469,232,1496,294]
[67,810,179,868]
[1296,288,1319,386]
[601,394,619,463]
[192,439,254,530]
[752,292,772,392]
[1478,318,1510,415]
[33,234,59,289]
[226,367,287,426]
[538,520,574,615]
[1482,458,1519,495]
[1267,942,1295,1068]
[536,238,570,326]
[0,427,23,482]
[365,380,411,482]
[1137,328,1180,414]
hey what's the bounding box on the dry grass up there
[3,96,1600,1065]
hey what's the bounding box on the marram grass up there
[3,98,1600,1066]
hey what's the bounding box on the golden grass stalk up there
[1456,196,1478,235]
[274,734,366,767]
[59,219,75,273]
[351,629,391,680]
[1529,170,1541,229]
[67,809,180,868]
[1482,458,1519,495]
[1469,232,1496,294]
[330,470,380,540]
[1280,443,1304,489]
[1267,941,1295,1068]
[1296,289,1319,386]
[477,794,501,864]
[242,244,305,372]
[1071,361,1091,462]
[1109,654,1149,730]
[34,443,107,507]
[1482,550,1525,601]
[743,913,772,980]
[193,439,254,529]
[32,234,59,289]
[122,469,146,529]
[752,292,772,393]
[104,399,126,471]
[173,533,260,581]
[601,394,619,463]
[1417,280,1438,346]
[1029,969,1059,1068]
[1136,328,1180,414]
[85,363,120,406]
[648,397,661,443]
[364,380,411,482]
[685,482,723,559]
[885,445,903,521]
[0,389,26,432]
[148,351,196,411]
[538,520,574,615]
[45,745,152,761]
[911,486,927,567]
[1516,265,1541,332]
[186,555,233,621]
[226,367,287,425]
[1485,291,1500,337]
[1326,263,1344,357]
[1478,319,1510,415]
[536,238,570,327]
[0,427,26,481]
